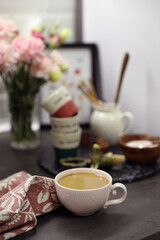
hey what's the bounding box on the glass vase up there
[9,93,40,150]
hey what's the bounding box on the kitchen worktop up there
[0,129,160,240]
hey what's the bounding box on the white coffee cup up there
[50,114,79,133]
[51,127,82,149]
[55,168,127,216]
[42,86,72,115]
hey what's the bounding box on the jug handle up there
[122,112,134,135]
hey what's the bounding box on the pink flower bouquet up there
[0,19,70,149]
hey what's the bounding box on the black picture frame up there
[60,43,101,96]
[40,43,101,127]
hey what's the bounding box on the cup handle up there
[122,112,134,135]
[103,183,127,209]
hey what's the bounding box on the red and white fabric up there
[0,171,60,240]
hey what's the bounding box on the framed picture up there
[40,43,101,126]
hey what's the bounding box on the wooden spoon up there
[115,53,129,103]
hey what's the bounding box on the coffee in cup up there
[58,172,109,190]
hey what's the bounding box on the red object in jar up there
[53,99,78,118]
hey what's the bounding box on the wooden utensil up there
[115,53,129,103]
[78,79,100,105]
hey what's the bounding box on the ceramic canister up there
[51,127,82,159]
[50,114,79,133]
[42,86,78,118]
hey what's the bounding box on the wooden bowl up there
[119,134,160,164]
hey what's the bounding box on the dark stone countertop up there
[0,129,160,240]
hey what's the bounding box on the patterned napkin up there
[0,171,60,240]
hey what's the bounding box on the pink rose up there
[11,36,45,65]
[0,41,13,72]
[49,34,60,45]
[30,57,52,78]
[0,19,17,42]
[31,30,45,42]
[50,63,61,72]
[50,50,68,66]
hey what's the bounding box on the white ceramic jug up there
[90,102,134,145]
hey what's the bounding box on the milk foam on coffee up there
[58,172,109,190]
